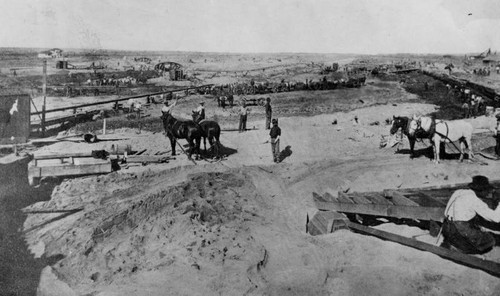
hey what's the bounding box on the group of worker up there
[161,96,281,163]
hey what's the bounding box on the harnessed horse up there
[161,113,202,160]
[192,113,222,158]
[390,116,432,159]
[409,117,474,163]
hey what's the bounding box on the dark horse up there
[390,116,432,159]
[192,112,222,158]
[162,113,202,160]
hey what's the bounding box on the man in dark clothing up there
[238,101,248,132]
[441,175,500,254]
[265,97,272,130]
[495,114,500,156]
[265,118,281,162]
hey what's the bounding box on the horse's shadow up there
[278,145,292,162]
[395,146,434,159]
[182,143,238,158]
[395,143,467,160]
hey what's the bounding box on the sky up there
[0,0,499,54]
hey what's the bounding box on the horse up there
[161,113,202,160]
[192,113,222,158]
[409,117,474,163]
[390,116,433,159]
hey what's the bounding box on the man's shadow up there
[278,145,292,162]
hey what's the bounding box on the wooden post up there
[41,59,47,137]
[103,119,106,135]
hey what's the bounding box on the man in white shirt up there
[192,102,205,123]
[161,99,177,116]
[442,176,500,253]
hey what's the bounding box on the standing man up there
[265,97,272,130]
[265,118,281,163]
[441,175,500,254]
[238,101,248,132]
[462,101,470,119]
[193,101,205,123]
[495,113,500,156]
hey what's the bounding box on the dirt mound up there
[25,170,270,295]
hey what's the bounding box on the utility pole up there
[42,59,47,137]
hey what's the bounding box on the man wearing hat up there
[161,98,177,116]
[238,101,248,132]
[264,118,281,163]
[441,175,500,254]
[192,101,205,123]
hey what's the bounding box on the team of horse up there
[160,111,221,161]
[390,115,474,164]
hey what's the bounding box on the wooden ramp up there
[308,185,500,277]
[312,187,448,222]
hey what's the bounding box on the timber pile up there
[307,183,500,277]
[27,149,173,186]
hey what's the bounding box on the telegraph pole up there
[41,59,47,137]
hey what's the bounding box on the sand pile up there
[25,169,274,295]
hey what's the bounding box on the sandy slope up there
[24,101,500,296]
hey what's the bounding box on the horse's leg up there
[195,137,201,160]
[186,138,194,160]
[434,137,440,164]
[466,136,474,159]
[409,137,415,159]
[169,136,176,156]
[459,140,465,162]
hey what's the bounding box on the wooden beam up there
[313,197,444,221]
[31,84,214,115]
[383,189,420,206]
[346,221,500,277]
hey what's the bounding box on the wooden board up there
[383,189,420,206]
[363,193,394,205]
[28,159,112,186]
[307,210,349,236]
[313,195,444,221]
[346,221,500,278]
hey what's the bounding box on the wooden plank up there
[323,192,338,202]
[363,193,394,205]
[383,190,420,206]
[313,200,444,221]
[337,191,355,203]
[346,221,500,277]
[34,152,93,159]
[406,192,447,207]
[126,155,170,163]
[307,211,349,235]
[348,193,372,204]
[28,162,112,179]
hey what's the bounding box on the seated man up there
[442,176,500,254]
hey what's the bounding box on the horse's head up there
[390,116,407,135]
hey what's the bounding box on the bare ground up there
[2,52,500,295]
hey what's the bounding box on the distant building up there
[483,55,500,65]
[38,48,63,59]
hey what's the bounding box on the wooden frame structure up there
[308,184,500,277]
